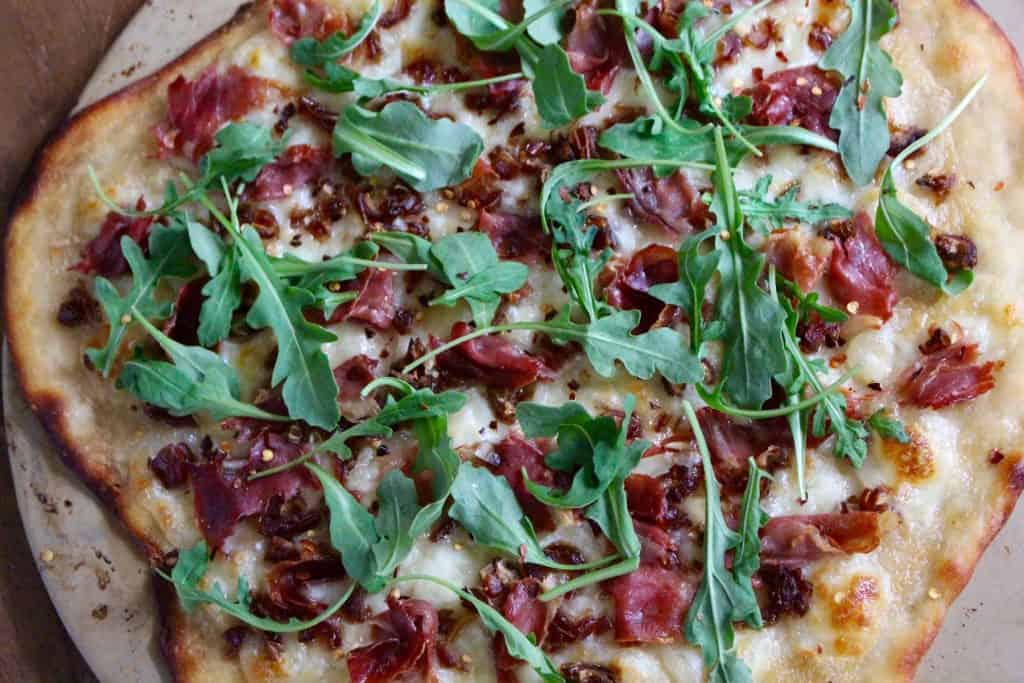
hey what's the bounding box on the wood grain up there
[0,3,145,681]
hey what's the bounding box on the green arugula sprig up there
[611,0,771,156]
[159,542,354,633]
[305,378,464,591]
[682,402,768,683]
[448,463,617,572]
[868,410,910,443]
[444,0,603,128]
[119,312,287,422]
[87,226,197,376]
[392,574,564,682]
[250,378,467,480]
[739,176,853,233]
[820,0,903,186]
[372,231,528,327]
[874,76,986,294]
[291,0,382,68]
[333,101,484,191]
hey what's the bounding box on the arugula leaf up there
[333,102,484,192]
[185,221,242,347]
[394,574,564,683]
[874,77,986,295]
[118,314,287,422]
[649,227,720,353]
[443,0,601,128]
[599,115,839,173]
[682,402,760,683]
[232,226,341,430]
[530,43,605,129]
[159,541,352,633]
[739,176,853,233]
[306,462,385,591]
[780,277,849,324]
[199,123,289,186]
[291,0,381,67]
[733,459,770,608]
[521,396,647,509]
[820,0,902,186]
[372,470,428,578]
[708,129,788,409]
[87,226,197,376]
[449,464,570,568]
[868,410,910,443]
[523,0,565,45]
[430,233,529,327]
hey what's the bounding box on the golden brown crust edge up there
[3,1,263,558]
[2,0,1023,681]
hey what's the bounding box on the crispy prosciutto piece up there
[453,159,503,211]
[163,277,207,347]
[190,433,312,548]
[606,566,695,643]
[335,354,380,420]
[477,211,551,263]
[697,409,789,493]
[746,66,840,138]
[566,0,628,93]
[625,474,673,527]
[494,579,551,677]
[605,245,679,333]
[347,597,440,683]
[615,167,709,234]
[269,0,346,43]
[826,213,897,320]
[71,198,155,278]
[266,543,347,619]
[484,435,557,532]
[760,512,884,567]
[901,343,997,409]
[765,231,834,293]
[249,145,333,201]
[156,65,270,162]
[320,268,398,330]
[436,322,551,390]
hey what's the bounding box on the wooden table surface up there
[0,2,145,680]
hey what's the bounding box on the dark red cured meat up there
[259,496,322,539]
[221,387,292,442]
[453,158,503,211]
[746,66,840,138]
[484,436,557,532]
[249,145,333,201]
[354,182,423,227]
[566,0,628,94]
[190,433,312,548]
[476,211,551,264]
[269,0,346,43]
[465,78,528,120]
[605,245,679,333]
[697,408,790,493]
[901,343,997,409]
[347,597,439,683]
[494,579,550,677]
[334,355,379,402]
[156,66,270,162]
[71,198,155,278]
[149,443,192,489]
[322,269,397,330]
[163,277,208,347]
[437,322,550,390]
[826,213,897,320]
[765,231,834,293]
[379,0,414,27]
[615,167,710,234]
[606,566,694,643]
[266,546,347,619]
[760,512,884,568]
[625,474,672,527]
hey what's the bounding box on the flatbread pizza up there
[6,0,1024,681]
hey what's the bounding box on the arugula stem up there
[539,555,639,602]
[574,193,635,213]
[788,393,808,502]
[696,369,856,419]
[399,72,525,94]
[889,75,988,171]
[701,0,773,48]
[273,255,427,276]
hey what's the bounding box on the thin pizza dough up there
[5,1,1024,682]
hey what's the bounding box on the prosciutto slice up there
[746,65,840,138]
[71,198,154,278]
[760,512,885,567]
[826,213,897,320]
[901,343,997,409]
[437,322,550,390]
[347,597,440,683]
[605,245,679,333]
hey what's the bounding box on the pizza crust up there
[4,0,1024,681]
